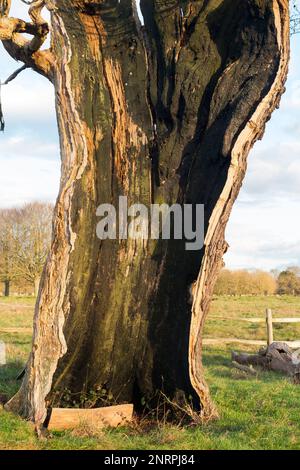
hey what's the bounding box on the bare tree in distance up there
[0,203,53,296]
[0,208,19,296]
[277,269,300,295]
[13,202,53,296]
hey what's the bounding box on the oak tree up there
[0,0,290,428]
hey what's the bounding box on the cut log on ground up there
[232,343,300,384]
[47,404,134,431]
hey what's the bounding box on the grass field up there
[0,295,300,450]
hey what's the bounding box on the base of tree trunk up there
[232,343,300,384]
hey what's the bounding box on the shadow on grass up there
[0,361,25,400]
[203,352,231,367]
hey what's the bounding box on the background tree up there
[271,268,280,280]
[0,203,52,296]
[286,266,300,277]
[0,0,290,427]
[254,271,277,296]
[13,203,53,296]
[277,270,300,295]
[0,208,19,296]
[214,269,277,296]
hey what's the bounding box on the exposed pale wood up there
[0,341,5,365]
[203,338,300,349]
[266,309,274,346]
[47,404,134,431]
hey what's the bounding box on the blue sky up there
[224,34,300,270]
[0,2,299,272]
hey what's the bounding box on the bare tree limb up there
[2,64,28,84]
[232,360,257,376]
[0,0,55,80]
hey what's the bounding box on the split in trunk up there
[0,0,290,427]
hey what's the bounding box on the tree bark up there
[3,0,290,426]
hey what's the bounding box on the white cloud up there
[1,81,56,123]
[225,198,300,270]
[0,153,60,208]
[0,132,59,159]
[242,140,300,200]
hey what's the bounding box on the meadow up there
[0,295,300,450]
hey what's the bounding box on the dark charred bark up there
[3,0,290,426]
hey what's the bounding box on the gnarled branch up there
[0,0,54,80]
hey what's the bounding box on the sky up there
[0,2,300,272]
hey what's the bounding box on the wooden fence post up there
[266,308,274,346]
[0,341,6,365]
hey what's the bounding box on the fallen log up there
[232,342,300,383]
[232,361,257,376]
[47,404,134,431]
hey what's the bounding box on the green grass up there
[0,295,300,450]
[204,295,300,342]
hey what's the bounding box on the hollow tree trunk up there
[5,0,289,426]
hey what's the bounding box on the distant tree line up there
[215,267,300,296]
[0,202,53,297]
